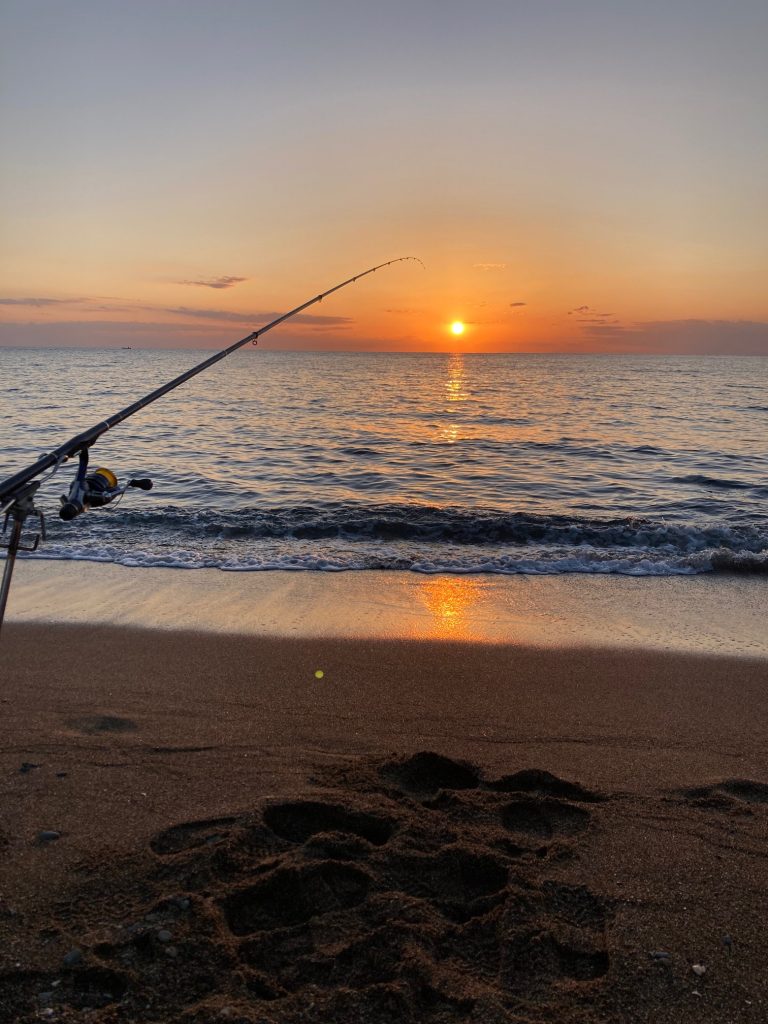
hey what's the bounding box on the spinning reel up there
[59,449,153,521]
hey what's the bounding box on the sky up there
[1,0,767,353]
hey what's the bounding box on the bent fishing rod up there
[0,257,423,635]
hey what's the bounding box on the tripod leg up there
[0,517,23,637]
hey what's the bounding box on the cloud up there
[566,305,617,325]
[160,305,352,326]
[0,297,75,307]
[580,323,629,337]
[509,301,527,308]
[579,318,768,354]
[179,276,247,289]
[384,308,414,314]
[0,318,355,350]
[0,293,352,333]
[0,320,222,349]
[1,319,216,333]
[473,263,507,270]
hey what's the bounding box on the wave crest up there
[19,502,768,577]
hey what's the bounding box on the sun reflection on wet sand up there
[416,575,485,639]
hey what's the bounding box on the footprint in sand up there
[676,778,768,813]
[3,753,613,1024]
[66,715,138,735]
[500,797,592,839]
[263,801,395,847]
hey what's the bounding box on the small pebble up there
[20,762,40,773]
[175,898,190,911]
[164,945,179,958]
[157,929,173,943]
[62,949,82,967]
[38,831,61,843]
[692,963,707,976]
[722,934,733,953]
[55,772,67,779]
[38,991,54,1004]
[650,951,671,961]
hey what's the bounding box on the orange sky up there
[1,2,767,354]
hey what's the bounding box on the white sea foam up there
[20,539,767,575]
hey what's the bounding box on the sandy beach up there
[1,569,767,1022]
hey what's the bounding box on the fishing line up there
[0,257,423,635]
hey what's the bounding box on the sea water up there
[1,349,766,575]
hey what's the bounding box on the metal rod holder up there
[0,482,44,637]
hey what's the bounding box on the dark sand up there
[1,622,767,1022]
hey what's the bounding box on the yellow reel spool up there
[92,467,118,488]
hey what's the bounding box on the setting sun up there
[450,321,465,336]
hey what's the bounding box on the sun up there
[450,321,465,336]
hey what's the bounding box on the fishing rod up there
[0,257,423,635]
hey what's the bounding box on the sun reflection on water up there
[444,353,469,403]
[438,353,469,445]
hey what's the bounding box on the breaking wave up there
[22,503,768,576]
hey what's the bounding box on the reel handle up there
[128,478,153,490]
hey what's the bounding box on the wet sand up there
[1,619,767,1022]
[6,560,768,655]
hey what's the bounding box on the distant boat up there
[122,346,132,350]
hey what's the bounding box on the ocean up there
[1,348,766,576]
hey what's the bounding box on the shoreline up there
[5,559,768,656]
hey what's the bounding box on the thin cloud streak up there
[160,305,353,326]
[179,276,247,289]
[0,297,75,307]
[0,319,354,350]
[580,318,768,355]
[0,295,352,328]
